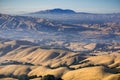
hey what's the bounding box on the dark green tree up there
[29,75,37,79]
[41,74,56,80]
[0,74,5,78]
[18,74,29,80]
[57,77,63,80]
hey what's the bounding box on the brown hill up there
[0,40,120,80]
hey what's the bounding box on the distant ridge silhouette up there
[31,8,76,14]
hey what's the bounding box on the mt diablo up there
[30,8,119,14]
[27,8,120,24]
[31,8,76,14]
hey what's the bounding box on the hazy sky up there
[0,0,120,14]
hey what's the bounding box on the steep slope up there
[62,66,120,80]
[0,40,85,68]
[0,14,59,32]
[0,13,97,33]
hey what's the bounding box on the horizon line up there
[1,8,120,15]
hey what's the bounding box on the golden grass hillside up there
[62,66,120,80]
[0,40,120,80]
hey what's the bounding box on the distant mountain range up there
[30,8,120,14]
[0,13,120,35]
[31,8,76,14]
[0,12,120,48]
[0,13,97,32]
[26,8,120,24]
[0,14,60,32]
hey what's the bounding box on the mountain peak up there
[34,8,76,14]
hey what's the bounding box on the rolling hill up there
[0,10,120,80]
[0,39,120,80]
[0,13,120,52]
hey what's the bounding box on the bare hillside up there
[0,40,120,80]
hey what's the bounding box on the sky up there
[0,0,120,14]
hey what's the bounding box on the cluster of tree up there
[0,74,63,80]
[0,74,38,80]
[41,74,62,80]
[1,60,34,66]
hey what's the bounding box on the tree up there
[41,74,56,80]
[29,75,37,79]
[0,74,5,78]
[18,74,29,80]
[57,78,63,80]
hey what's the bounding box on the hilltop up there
[31,8,76,14]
